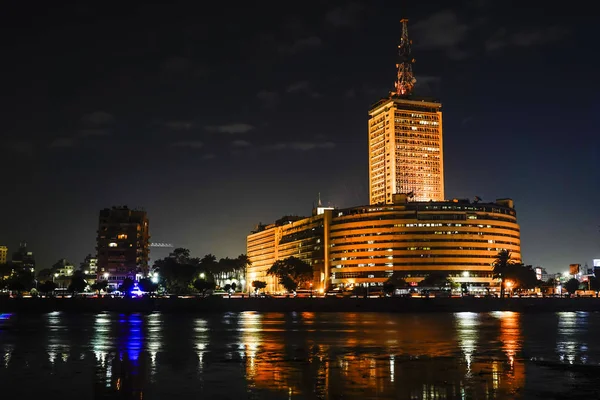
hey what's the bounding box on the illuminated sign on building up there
[569,264,580,275]
[593,259,600,267]
[535,267,542,281]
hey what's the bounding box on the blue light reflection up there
[0,313,13,320]
[118,313,143,364]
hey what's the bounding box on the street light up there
[505,280,513,297]
[200,273,205,279]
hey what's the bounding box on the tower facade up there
[96,206,150,288]
[368,19,444,204]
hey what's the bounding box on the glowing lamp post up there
[505,280,513,297]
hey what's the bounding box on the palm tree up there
[236,254,251,292]
[493,250,514,298]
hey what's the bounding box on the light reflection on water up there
[1,311,600,399]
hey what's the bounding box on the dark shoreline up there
[2,297,600,313]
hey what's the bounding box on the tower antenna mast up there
[393,19,416,97]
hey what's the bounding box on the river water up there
[0,311,599,399]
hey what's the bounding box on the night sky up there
[1,1,597,273]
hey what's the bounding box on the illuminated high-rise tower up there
[368,19,444,204]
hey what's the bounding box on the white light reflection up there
[455,312,478,374]
[146,312,162,378]
[46,312,70,366]
[2,345,14,368]
[48,348,57,364]
[389,355,395,382]
[195,318,209,372]
[196,343,206,369]
[557,312,588,365]
[240,312,262,378]
[92,313,112,387]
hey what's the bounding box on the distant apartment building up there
[81,254,98,275]
[0,246,7,264]
[12,242,35,273]
[96,206,150,288]
[247,196,521,294]
[52,258,75,277]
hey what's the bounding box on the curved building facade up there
[246,197,520,294]
[329,197,520,289]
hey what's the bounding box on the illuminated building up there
[81,253,98,276]
[247,212,328,294]
[369,19,443,204]
[247,20,521,293]
[96,206,150,288]
[0,246,7,264]
[52,258,74,277]
[247,196,521,293]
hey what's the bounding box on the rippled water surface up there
[1,311,600,399]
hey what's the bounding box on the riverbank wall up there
[2,297,600,313]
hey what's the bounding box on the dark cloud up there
[232,140,251,147]
[170,141,203,149]
[78,128,112,137]
[286,81,310,93]
[8,141,34,156]
[161,56,208,78]
[161,56,192,73]
[286,81,320,97]
[279,35,323,55]
[49,137,76,148]
[411,10,469,59]
[81,111,115,126]
[256,90,279,108]
[205,123,254,134]
[486,26,569,53]
[414,75,441,94]
[325,3,364,28]
[264,142,336,151]
[165,121,195,130]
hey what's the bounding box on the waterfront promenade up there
[2,296,600,313]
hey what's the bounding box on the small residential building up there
[53,258,74,277]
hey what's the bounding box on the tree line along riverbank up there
[2,297,600,313]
